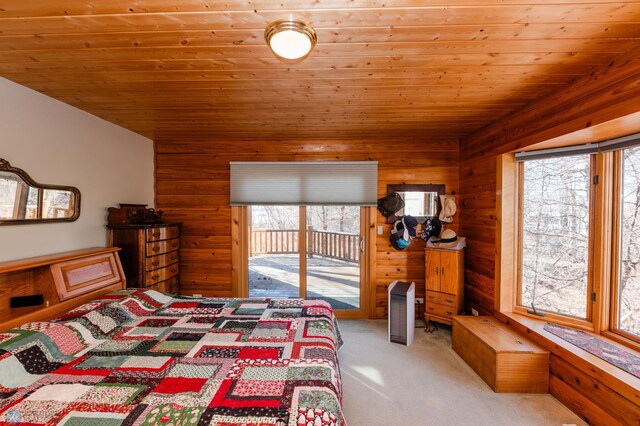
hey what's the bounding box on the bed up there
[0,289,345,425]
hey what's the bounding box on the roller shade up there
[230,161,378,206]
[515,132,640,162]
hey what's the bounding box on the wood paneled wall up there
[460,45,640,423]
[155,138,459,318]
[461,45,640,316]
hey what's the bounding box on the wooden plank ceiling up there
[1,1,640,141]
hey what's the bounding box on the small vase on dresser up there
[107,204,181,295]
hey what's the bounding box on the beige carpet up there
[338,319,585,426]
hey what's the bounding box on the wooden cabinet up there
[108,223,181,295]
[424,248,464,326]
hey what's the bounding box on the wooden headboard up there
[0,247,126,332]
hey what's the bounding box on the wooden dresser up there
[424,247,464,326]
[108,223,181,294]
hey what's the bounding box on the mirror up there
[396,191,439,218]
[386,184,445,223]
[0,158,80,225]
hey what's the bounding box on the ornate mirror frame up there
[0,158,81,225]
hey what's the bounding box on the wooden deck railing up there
[251,229,299,255]
[309,229,360,263]
[250,227,360,263]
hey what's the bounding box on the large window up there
[614,146,640,341]
[519,155,592,319]
[508,134,640,348]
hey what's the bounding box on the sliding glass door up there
[306,206,361,310]
[247,205,365,313]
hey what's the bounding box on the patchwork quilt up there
[0,290,344,425]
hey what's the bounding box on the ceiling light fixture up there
[264,19,317,61]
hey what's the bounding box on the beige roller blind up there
[230,161,378,206]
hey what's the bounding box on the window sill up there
[496,311,640,405]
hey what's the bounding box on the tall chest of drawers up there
[108,223,181,295]
[424,247,464,326]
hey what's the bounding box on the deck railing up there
[251,229,299,255]
[309,229,360,263]
[250,227,360,263]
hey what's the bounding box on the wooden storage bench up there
[452,316,550,393]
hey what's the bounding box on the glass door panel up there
[248,206,300,298]
[306,206,361,310]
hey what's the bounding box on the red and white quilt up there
[0,290,344,425]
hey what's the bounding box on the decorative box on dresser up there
[107,223,181,294]
[424,247,464,326]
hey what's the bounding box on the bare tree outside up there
[520,155,591,318]
[307,206,359,234]
[252,206,298,230]
[618,146,640,337]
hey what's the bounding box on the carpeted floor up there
[338,319,585,426]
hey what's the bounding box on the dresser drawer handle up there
[170,268,177,273]
[152,246,160,252]
[152,231,161,237]
[171,255,177,261]
[171,243,178,248]
[445,299,453,304]
[152,274,160,281]
[446,311,453,315]
[152,260,160,266]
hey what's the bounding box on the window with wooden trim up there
[612,146,640,343]
[500,132,640,349]
[518,154,593,320]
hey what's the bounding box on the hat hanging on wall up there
[389,215,418,251]
[439,195,457,223]
[420,217,442,241]
[377,193,405,217]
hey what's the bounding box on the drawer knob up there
[152,246,160,252]
[171,255,177,261]
[152,274,160,280]
[446,299,453,304]
[170,268,177,273]
[172,243,178,248]
[152,232,161,237]
[446,311,453,315]
[152,261,160,266]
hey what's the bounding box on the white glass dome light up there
[265,20,317,61]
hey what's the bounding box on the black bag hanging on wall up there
[377,193,404,217]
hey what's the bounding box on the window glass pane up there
[249,206,300,299]
[520,155,591,318]
[618,146,640,338]
[307,206,361,310]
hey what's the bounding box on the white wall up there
[0,77,154,261]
